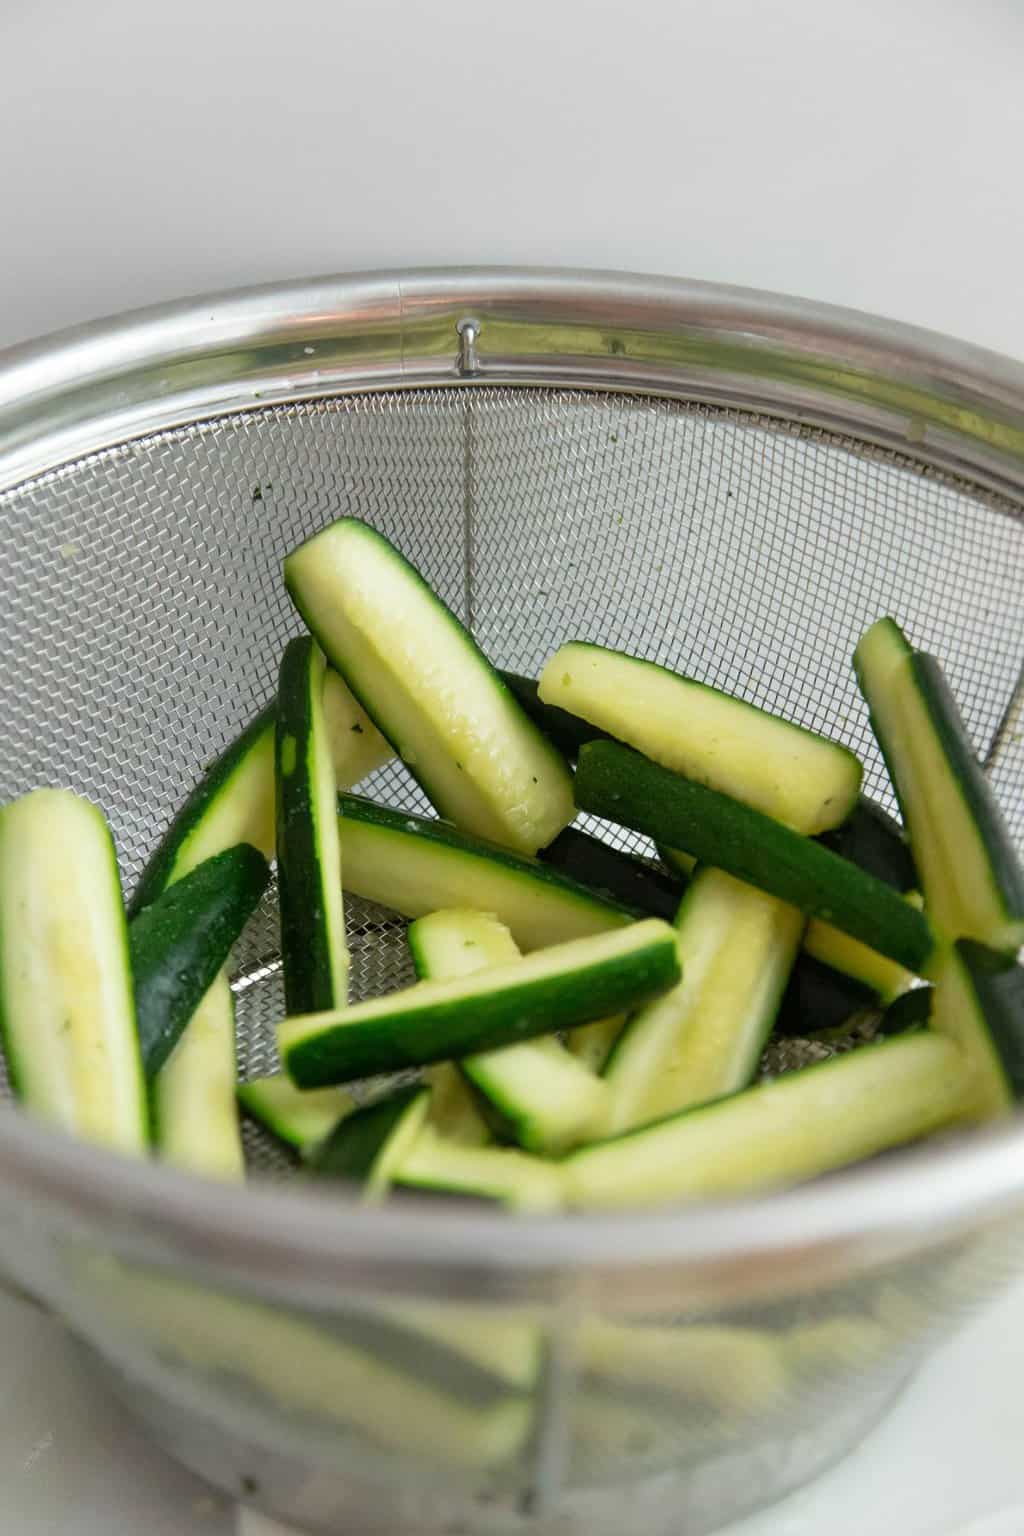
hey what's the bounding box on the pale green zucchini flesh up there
[604,868,803,1133]
[337,793,633,951]
[0,788,147,1154]
[237,1072,357,1154]
[563,1033,971,1208]
[409,909,609,1153]
[539,641,861,834]
[285,518,574,853]
[394,1128,565,1211]
[155,972,244,1180]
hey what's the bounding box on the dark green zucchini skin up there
[281,921,681,1088]
[817,797,916,892]
[276,636,346,1015]
[776,962,931,1040]
[574,740,934,973]
[912,654,1024,933]
[955,941,1024,1095]
[540,826,682,921]
[854,620,1024,953]
[774,796,917,1037]
[130,843,269,1078]
[774,954,878,1037]
[880,986,934,1036]
[130,704,275,917]
[310,1084,428,1184]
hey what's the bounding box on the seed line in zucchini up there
[279,918,681,1087]
[276,637,348,1014]
[0,789,147,1154]
[285,518,574,853]
[130,843,270,1078]
[237,1073,357,1155]
[130,671,390,916]
[336,793,634,951]
[854,618,1024,953]
[575,740,933,972]
[155,971,244,1180]
[539,642,862,834]
[310,1083,432,1199]
[409,909,609,1154]
[604,869,803,1133]
[931,940,1024,1119]
[564,1033,972,1208]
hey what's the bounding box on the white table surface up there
[2,0,1024,1531]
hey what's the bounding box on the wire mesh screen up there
[0,386,1021,1148]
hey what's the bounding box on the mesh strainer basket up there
[1,269,1024,1536]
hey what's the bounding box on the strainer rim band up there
[3,265,1024,502]
[2,1083,1024,1308]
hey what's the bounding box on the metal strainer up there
[1,270,1024,1535]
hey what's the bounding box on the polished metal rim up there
[1,266,1023,1309]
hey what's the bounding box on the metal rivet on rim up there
[456,317,481,376]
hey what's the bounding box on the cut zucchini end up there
[658,844,697,881]
[852,616,912,691]
[237,1073,357,1154]
[542,641,862,835]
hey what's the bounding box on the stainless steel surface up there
[0,269,1023,1534]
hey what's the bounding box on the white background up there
[1,0,1023,359]
[2,1,1024,1531]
